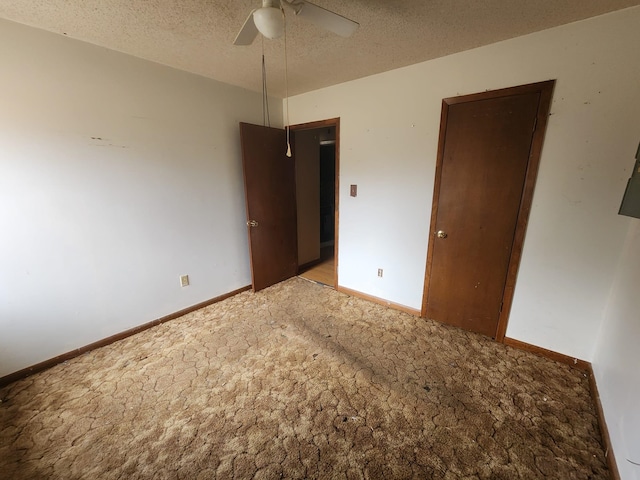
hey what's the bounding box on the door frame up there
[290,117,340,289]
[421,80,555,341]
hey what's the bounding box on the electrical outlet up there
[180,275,190,287]
[377,268,383,278]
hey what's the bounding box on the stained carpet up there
[0,278,608,479]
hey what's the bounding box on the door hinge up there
[532,116,538,133]
[499,301,504,313]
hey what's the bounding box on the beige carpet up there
[0,277,609,479]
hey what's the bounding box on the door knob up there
[247,220,258,227]
[436,230,447,238]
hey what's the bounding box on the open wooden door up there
[422,81,554,339]
[240,122,297,292]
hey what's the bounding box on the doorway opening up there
[292,118,339,288]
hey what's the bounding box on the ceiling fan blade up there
[233,10,259,45]
[287,0,359,37]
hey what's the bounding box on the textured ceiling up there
[1,1,639,98]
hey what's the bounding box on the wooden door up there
[423,81,554,338]
[240,122,298,292]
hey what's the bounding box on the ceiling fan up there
[234,0,359,45]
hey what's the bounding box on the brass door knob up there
[247,220,258,227]
[436,230,447,239]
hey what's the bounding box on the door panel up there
[240,122,297,292]
[425,91,541,337]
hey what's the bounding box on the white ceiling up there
[1,1,638,98]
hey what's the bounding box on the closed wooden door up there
[240,122,298,292]
[423,81,554,338]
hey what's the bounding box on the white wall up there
[593,220,640,480]
[0,18,282,377]
[287,7,640,361]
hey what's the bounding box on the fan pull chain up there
[283,8,292,157]
[261,37,270,127]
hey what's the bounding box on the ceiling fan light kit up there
[252,0,285,40]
